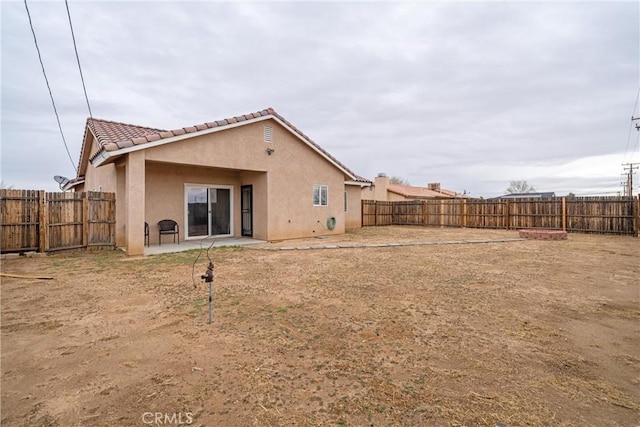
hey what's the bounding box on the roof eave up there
[91,113,360,181]
[345,180,371,186]
[62,178,84,191]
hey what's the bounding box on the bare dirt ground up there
[1,226,638,427]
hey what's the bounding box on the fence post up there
[562,197,567,231]
[374,201,378,227]
[504,199,510,230]
[422,200,428,226]
[633,194,640,237]
[461,199,467,228]
[109,192,116,247]
[440,199,444,227]
[39,191,48,252]
[83,193,89,248]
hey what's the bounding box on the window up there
[313,185,328,206]
[344,191,348,212]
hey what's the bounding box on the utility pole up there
[622,163,638,197]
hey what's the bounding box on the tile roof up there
[387,184,464,199]
[84,108,370,183]
[88,118,166,149]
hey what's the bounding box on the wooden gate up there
[1,190,116,253]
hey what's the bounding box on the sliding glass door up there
[187,187,209,237]
[186,185,232,238]
[209,188,231,235]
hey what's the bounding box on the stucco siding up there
[143,119,348,241]
[361,186,376,201]
[85,116,364,251]
[115,164,126,247]
[345,185,362,228]
[388,192,408,202]
[125,151,146,256]
[239,171,268,240]
[83,136,118,193]
[145,163,232,244]
[144,121,270,171]
[84,157,117,193]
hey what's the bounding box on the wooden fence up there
[362,196,640,236]
[1,190,116,253]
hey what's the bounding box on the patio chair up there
[144,222,150,247]
[158,219,179,245]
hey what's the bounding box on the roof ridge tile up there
[88,117,166,133]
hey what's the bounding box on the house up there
[68,108,370,255]
[493,192,556,199]
[362,173,465,201]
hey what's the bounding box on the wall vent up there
[264,125,273,143]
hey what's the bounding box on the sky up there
[1,0,639,197]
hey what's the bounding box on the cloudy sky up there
[2,0,638,197]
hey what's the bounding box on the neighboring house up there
[494,192,556,199]
[68,107,370,255]
[362,174,465,201]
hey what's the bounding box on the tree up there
[505,180,536,194]
[566,192,576,199]
[389,176,410,186]
[0,181,13,190]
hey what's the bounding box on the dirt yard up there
[1,226,638,426]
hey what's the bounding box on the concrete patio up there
[143,236,265,256]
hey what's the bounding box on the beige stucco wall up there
[240,170,268,239]
[143,119,348,241]
[85,118,364,251]
[125,151,146,256]
[345,185,362,228]
[374,175,389,201]
[84,134,118,193]
[387,192,409,202]
[361,185,376,200]
[261,125,346,240]
[361,175,415,202]
[143,162,269,244]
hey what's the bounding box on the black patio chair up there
[158,219,179,245]
[144,222,150,247]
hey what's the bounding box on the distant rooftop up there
[387,184,465,199]
[494,192,556,199]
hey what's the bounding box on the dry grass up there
[1,226,638,426]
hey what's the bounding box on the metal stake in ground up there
[201,261,214,323]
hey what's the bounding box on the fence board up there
[465,199,506,229]
[47,192,84,251]
[508,198,563,230]
[87,191,116,247]
[362,196,638,236]
[0,190,116,253]
[565,197,635,235]
[0,190,40,252]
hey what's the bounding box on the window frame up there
[313,184,328,207]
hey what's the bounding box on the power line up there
[65,0,93,119]
[23,0,78,174]
[623,87,640,164]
